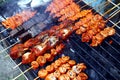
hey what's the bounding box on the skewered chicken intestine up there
[90,27,115,46]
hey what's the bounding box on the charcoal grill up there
[0,0,120,80]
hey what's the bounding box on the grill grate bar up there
[104,41,120,53]
[0,40,19,54]
[111,37,120,45]
[99,46,120,64]
[73,35,120,71]
[107,0,120,8]
[70,38,118,80]
[68,44,107,80]
[86,43,120,71]
[109,8,120,17]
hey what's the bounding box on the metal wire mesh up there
[0,0,120,80]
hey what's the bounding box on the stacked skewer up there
[0,0,120,80]
[45,0,120,46]
[34,56,88,80]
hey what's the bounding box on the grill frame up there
[0,0,120,80]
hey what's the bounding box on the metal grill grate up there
[0,0,120,80]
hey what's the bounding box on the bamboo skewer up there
[0,28,9,34]
[103,3,120,16]
[34,76,39,80]
[3,0,118,60]
[10,1,119,80]
[3,0,97,59]
[112,21,120,28]
[13,62,22,69]
[12,67,32,80]
[0,41,19,54]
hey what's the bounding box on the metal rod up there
[103,2,120,16]
[0,41,19,54]
[34,76,39,80]
[0,34,12,42]
[97,1,110,13]
[0,0,118,55]
[12,67,32,80]
[80,0,97,9]
[107,0,120,8]
[93,4,120,28]
[112,20,120,28]
[13,62,22,69]
[109,8,120,17]
[0,28,9,34]
[76,0,82,4]
[107,10,120,21]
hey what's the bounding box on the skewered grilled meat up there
[54,2,80,18]
[38,69,48,78]
[45,0,73,15]
[75,13,103,35]
[90,27,115,46]
[10,44,25,59]
[58,74,70,80]
[28,43,64,69]
[58,66,67,74]
[68,9,92,21]
[58,3,80,21]
[2,10,36,29]
[53,70,61,78]
[77,72,88,80]
[31,61,39,70]
[62,63,71,70]
[32,41,48,56]
[55,43,65,53]
[32,36,59,56]
[81,26,101,42]
[44,53,53,62]
[68,60,76,66]
[46,65,55,73]
[45,73,57,80]
[67,70,76,79]
[72,63,86,74]
[24,38,39,48]
[22,52,36,64]
[81,14,106,42]
[36,56,47,66]
[35,56,87,80]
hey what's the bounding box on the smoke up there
[17,0,52,8]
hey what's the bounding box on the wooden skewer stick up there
[0,41,19,54]
[103,3,120,16]
[112,20,120,28]
[34,76,39,80]
[106,10,120,21]
[12,67,32,80]
[76,0,82,4]
[4,54,10,58]
[80,0,97,8]
[96,1,110,13]
[13,62,22,69]
[0,28,9,34]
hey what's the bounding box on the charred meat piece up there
[58,74,70,80]
[10,44,25,59]
[90,27,115,46]
[46,65,55,73]
[38,69,48,78]
[31,61,39,70]
[45,73,57,80]
[2,10,36,29]
[36,56,46,66]
[22,52,36,64]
